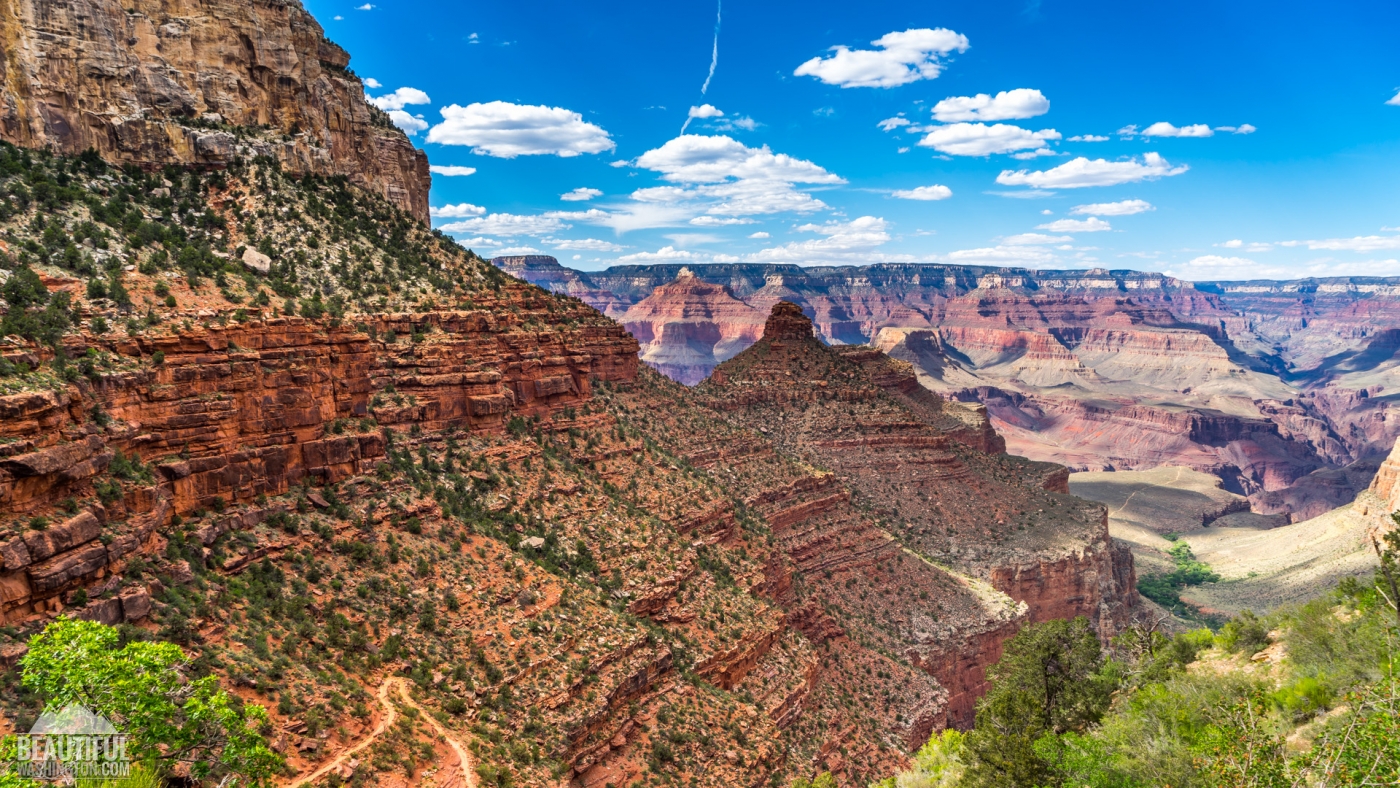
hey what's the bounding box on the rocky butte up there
[502,258,1400,524]
[619,267,767,385]
[0,3,1144,786]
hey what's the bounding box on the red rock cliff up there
[0,0,431,222]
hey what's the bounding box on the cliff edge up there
[0,0,430,221]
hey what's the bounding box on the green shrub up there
[1219,610,1270,655]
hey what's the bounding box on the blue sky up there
[307,0,1400,280]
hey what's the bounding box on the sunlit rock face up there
[0,0,431,221]
[619,268,768,385]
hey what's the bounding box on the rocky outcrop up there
[2,309,637,517]
[0,0,430,221]
[0,294,637,622]
[697,302,1139,734]
[1370,437,1400,513]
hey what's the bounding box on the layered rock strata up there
[701,304,1136,629]
[0,293,1138,786]
[620,268,767,385]
[0,302,638,621]
[509,259,1400,523]
[0,0,430,221]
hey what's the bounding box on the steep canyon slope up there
[504,257,1400,523]
[0,10,1142,788]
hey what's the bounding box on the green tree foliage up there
[871,730,966,788]
[1137,539,1221,616]
[962,617,1113,787]
[18,617,281,785]
[0,265,71,349]
[882,548,1400,788]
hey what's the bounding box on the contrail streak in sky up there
[681,0,722,134]
[701,0,721,95]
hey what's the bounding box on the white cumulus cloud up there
[932,89,1049,122]
[617,246,697,262]
[1389,90,1400,106]
[878,116,911,131]
[387,111,428,135]
[594,135,848,228]
[437,212,567,236]
[1289,235,1400,252]
[1068,135,1109,142]
[917,123,1060,156]
[363,78,382,89]
[793,28,970,89]
[1037,217,1112,232]
[749,231,770,239]
[561,187,603,202]
[635,134,843,184]
[430,203,486,218]
[892,184,953,201]
[1001,233,1073,246]
[689,216,756,226]
[1163,255,1286,281]
[368,87,431,112]
[1071,199,1154,216]
[747,216,903,263]
[996,153,1188,189]
[945,245,1057,265]
[428,165,477,177]
[1219,239,1273,252]
[1140,122,1214,138]
[547,238,624,252]
[688,104,724,119]
[426,101,615,158]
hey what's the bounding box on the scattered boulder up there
[241,246,272,274]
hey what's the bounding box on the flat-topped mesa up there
[763,301,818,342]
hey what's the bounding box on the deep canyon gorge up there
[0,0,1393,784]
[498,255,1400,524]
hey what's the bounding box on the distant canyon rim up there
[496,255,1400,523]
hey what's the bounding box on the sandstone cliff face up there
[0,303,638,621]
[1370,436,1400,514]
[0,0,429,221]
[698,303,1139,730]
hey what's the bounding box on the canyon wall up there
[0,291,1140,785]
[0,0,430,221]
[502,256,1400,523]
[1371,436,1400,514]
[0,298,639,621]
